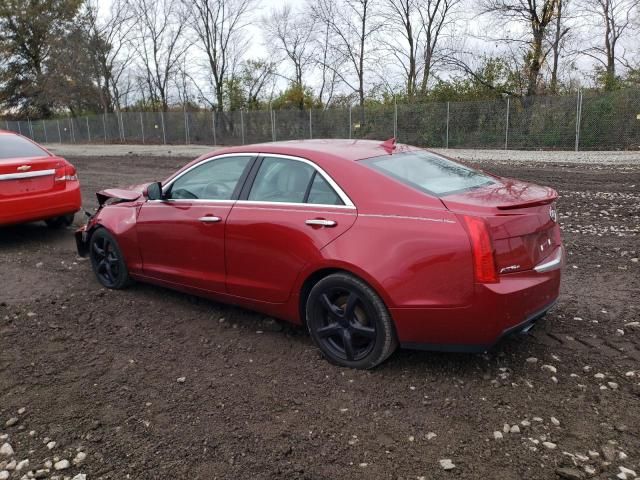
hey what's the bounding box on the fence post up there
[86,117,91,143]
[28,118,34,139]
[4,120,8,130]
[43,120,48,143]
[446,102,450,148]
[348,105,352,139]
[270,108,275,142]
[393,99,398,139]
[184,110,189,145]
[57,120,61,143]
[140,112,145,144]
[240,109,245,145]
[212,111,217,146]
[160,112,167,145]
[309,109,313,139]
[575,90,583,152]
[17,122,22,135]
[70,118,75,144]
[271,110,276,142]
[102,113,107,143]
[120,111,125,142]
[504,97,510,150]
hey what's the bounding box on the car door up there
[136,154,255,293]
[225,154,357,303]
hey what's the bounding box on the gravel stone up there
[542,364,557,374]
[439,459,455,470]
[543,442,557,449]
[493,431,503,440]
[0,444,14,457]
[556,467,585,479]
[5,418,18,428]
[602,444,616,462]
[0,470,9,480]
[72,452,87,465]
[15,460,29,471]
[53,460,70,470]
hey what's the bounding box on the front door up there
[136,154,254,293]
[225,155,357,303]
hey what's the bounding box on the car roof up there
[210,139,417,162]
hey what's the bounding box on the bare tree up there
[184,0,254,112]
[129,0,188,111]
[383,0,461,98]
[582,0,639,89]
[311,0,383,116]
[84,0,134,112]
[313,13,342,108]
[482,0,559,96]
[548,0,571,93]
[263,4,316,108]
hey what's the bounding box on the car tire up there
[45,213,75,228]
[89,228,131,289]
[306,273,398,369]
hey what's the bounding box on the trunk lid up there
[441,177,561,273]
[0,156,66,199]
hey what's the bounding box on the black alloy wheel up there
[306,273,397,369]
[89,228,130,289]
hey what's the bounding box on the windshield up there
[362,150,495,196]
[0,134,49,160]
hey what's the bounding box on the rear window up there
[0,134,49,160]
[362,150,495,196]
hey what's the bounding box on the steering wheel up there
[170,188,198,200]
[203,182,232,199]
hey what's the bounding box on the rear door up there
[135,154,255,293]
[225,154,357,303]
[0,134,64,199]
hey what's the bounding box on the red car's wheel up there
[306,273,397,369]
[89,228,130,289]
[45,213,75,228]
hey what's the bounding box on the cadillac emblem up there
[549,205,558,223]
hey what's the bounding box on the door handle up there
[305,219,337,227]
[199,216,222,223]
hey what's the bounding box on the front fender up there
[75,203,143,272]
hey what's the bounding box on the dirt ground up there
[1,152,639,480]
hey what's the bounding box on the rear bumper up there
[0,182,81,226]
[393,248,563,351]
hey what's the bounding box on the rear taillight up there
[461,215,498,283]
[54,164,78,182]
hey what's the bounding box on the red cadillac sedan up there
[0,130,81,227]
[76,139,563,369]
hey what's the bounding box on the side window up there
[248,157,315,203]
[307,173,344,205]
[168,156,252,200]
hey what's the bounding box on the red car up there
[76,139,563,369]
[0,130,81,227]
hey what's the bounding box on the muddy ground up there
[1,153,639,480]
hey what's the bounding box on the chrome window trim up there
[160,152,355,208]
[147,198,236,205]
[232,206,356,215]
[0,169,55,181]
[234,201,355,210]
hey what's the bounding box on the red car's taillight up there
[461,215,498,283]
[54,164,78,182]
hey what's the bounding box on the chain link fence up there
[2,89,639,150]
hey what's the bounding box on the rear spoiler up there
[96,188,143,207]
[496,195,557,210]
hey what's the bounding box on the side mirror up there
[145,181,163,201]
